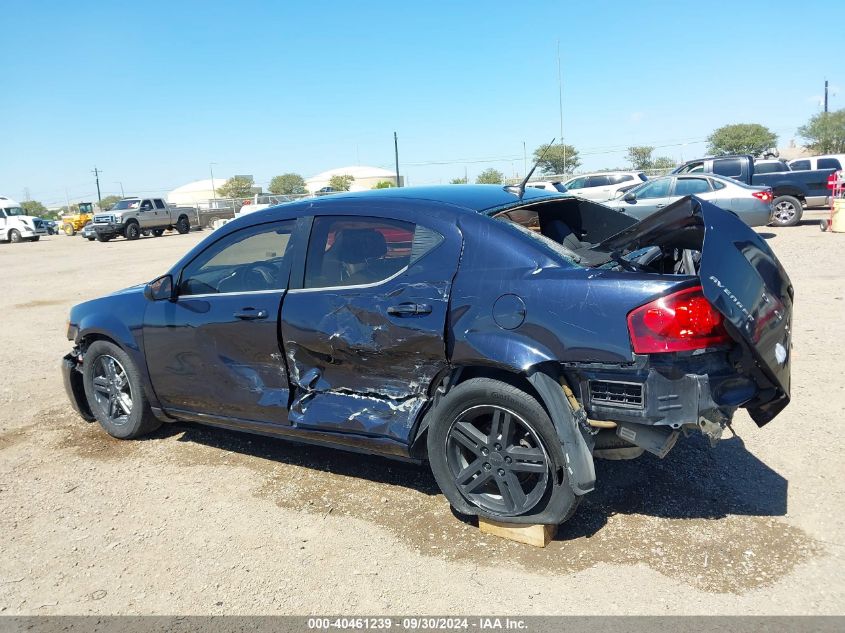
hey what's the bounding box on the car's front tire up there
[82,340,161,439]
[125,222,141,240]
[426,377,579,525]
[8,229,22,243]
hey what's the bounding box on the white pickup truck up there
[0,196,48,243]
[92,197,195,242]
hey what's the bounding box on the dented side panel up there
[280,205,463,443]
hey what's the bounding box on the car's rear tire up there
[175,216,190,234]
[82,340,161,439]
[771,195,803,227]
[30,236,40,242]
[8,229,22,243]
[426,377,579,525]
[125,222,141,240]
[152,228,164,237]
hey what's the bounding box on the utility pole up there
[523,141,527,178]
[209,163,218,204]
[92,167,102,205]
[394,132,401,187]
[114,181,125,197]
[557,40,565,174]
[824,79,829,113]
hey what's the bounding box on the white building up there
[305,165,402,193]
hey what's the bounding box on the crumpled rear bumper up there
[62,353,95,421]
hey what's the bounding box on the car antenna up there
[505,137,556,199]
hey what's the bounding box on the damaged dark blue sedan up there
[62,185,792,526]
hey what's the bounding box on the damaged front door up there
[281,212,460,443]
[144,220,296,424]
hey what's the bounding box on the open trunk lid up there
[591,196,793,426]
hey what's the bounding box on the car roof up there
[566,171,641,178]
[307,184,565,214]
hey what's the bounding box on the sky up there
[1,0,841,207]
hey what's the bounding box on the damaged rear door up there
[281,209,460,443]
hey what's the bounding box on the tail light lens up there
[627,286,730,354]
[752,190,772,203]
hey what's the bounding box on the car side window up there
[154,199,166,209]
[140,199,153,211]
[586,175,610,187]
[611,175,633,184]
[790,160,810,171]
[635,179,671,199]
[710,178,727,190]
[674,178,711,196]
[179,220,295,296]
[0,210,6,219]
[566,177,587,189]
[713,159,743,178]
[676,162,704,174]
[303,216,442,289]
[818,158,842,170]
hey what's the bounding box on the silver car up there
[606,174,773,227]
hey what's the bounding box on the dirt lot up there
[1,215,843,615]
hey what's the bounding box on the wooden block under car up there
[478,518,558,547]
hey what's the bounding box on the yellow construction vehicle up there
[59,202,95,236]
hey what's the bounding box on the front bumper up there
[62,353,95,421]
[93,223,122,237]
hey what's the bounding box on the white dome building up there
[168,177,237,207]
[305,166,402,193]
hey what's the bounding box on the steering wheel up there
[241,263,277,290]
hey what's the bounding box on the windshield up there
[110,199,142,210]
[3,207,27,217]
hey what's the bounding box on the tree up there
[707,123,777,156]
[475,168,504,184]
[449,177,468,184]
[20,200,47,216]
[217,175,255,199]
[328,174,355,191]
[269,173,307,195]
[533,143,581,175]
[651,156,677,170]
[97,195,122,211]
[626,146,655,170]
[798,109,845,154]
[372,180,394,189]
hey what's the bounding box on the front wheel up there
[63,224,75,236]
[8,229,22,243]
[125,222,141,240]
[82,340,161,439]
[96,234,111,242]
[175,216,190,234]
[87,236,96,241]
[426,377,579,525]
[770,195,803,227]
[152,228,164,237]
[30,236,40,242]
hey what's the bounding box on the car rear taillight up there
[627,286,730,354]
[752,190,772,203]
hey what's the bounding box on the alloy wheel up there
[91,355,133,425]
[445,405,550,516]
[774,201,797,224]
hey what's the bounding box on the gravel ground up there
[0,215,843,615]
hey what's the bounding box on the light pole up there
[114,181,125,197]
[209,162,218,204]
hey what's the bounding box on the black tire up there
[87,236,96,241]
[30,236,40,242]
[125,222,141,240]
[8,229,22,243]
[152,228,164,237]
[96,234,111,242]
[175,216,190,234]
[770,195,803,227]
[426,377,579,525]
[82,340,161,439]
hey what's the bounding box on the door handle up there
[656,204,666,208]
[234,308,268,320]
[387,302,432,317]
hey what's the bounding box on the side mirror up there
[144,274,175,301]
[623,192,637,202]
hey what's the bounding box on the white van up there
[788,155,845,171]
[0,196,48,243]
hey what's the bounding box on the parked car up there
[562,171,647,201]
[62,185,792,527]
[0,196,48,242]
[605,174,773,226]
[80,221,96,241]
[315,187,336,195]
[788,155,845,172]
[236,193,293,218]
[674,154,834,226]
[526,181,568,193]
[41,219,59,235]
[92,197,195,242]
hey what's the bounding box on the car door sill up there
[162,407,416,461]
